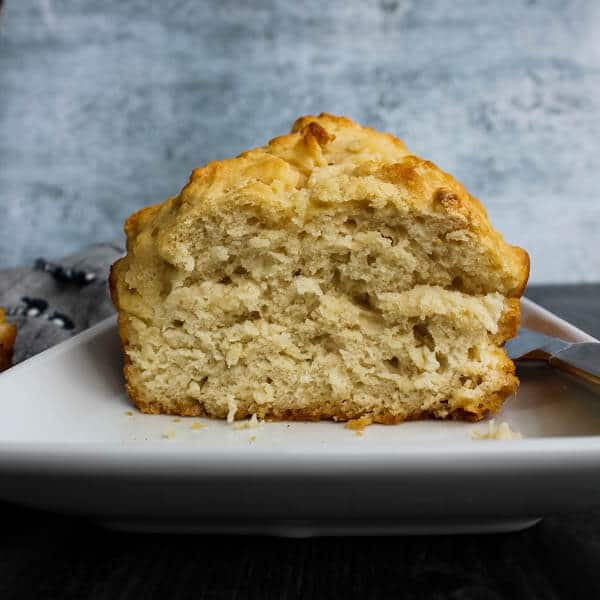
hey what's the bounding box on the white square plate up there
[0,298,599,536]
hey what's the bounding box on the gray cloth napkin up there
[0,242,125,364]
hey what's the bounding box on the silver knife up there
[505,328,600,385]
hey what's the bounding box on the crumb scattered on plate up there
[249,435,256,443]
[124,411,133,417]
[234,413,261,430]
[345,416,373,432]
[171,418,181,423]
[162,428,176,440]
[471,419,522,440]
[190,422,203,430]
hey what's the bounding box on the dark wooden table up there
[1,284,599,600]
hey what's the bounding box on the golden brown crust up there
[129,388,515,424]
[108,258,122,308]
[0,308,16,372]
[124,203,162,239]
[122,113,528,295]
[513,247,531,297]
[494,298,521,344]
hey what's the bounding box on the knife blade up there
[505,328,600,384]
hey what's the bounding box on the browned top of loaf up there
[121,113,529,297]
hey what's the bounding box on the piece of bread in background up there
[0,308,16,372]
[111,113,529,423]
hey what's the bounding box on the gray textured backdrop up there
[1,0,599,282]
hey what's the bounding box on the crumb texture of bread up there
[0,308,17,372]
[110,114,529,423]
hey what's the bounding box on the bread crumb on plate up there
[471,419,522,440]
[345,416,373,432]
[234,413,261,430]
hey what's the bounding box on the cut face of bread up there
[110,114,529,423]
